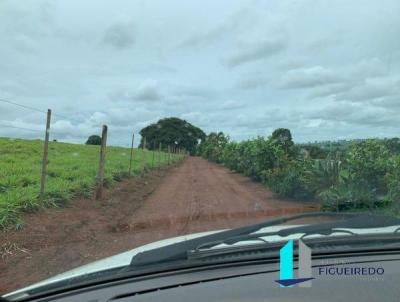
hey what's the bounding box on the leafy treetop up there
[139,117,205,155]
[271,128,295,157]
[85,135,101,145]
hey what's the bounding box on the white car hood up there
[5,224,400,299]
[5,229,224,299]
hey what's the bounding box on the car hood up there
[5,223,400,299]
[5,229,224,299]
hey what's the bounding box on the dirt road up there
[0,157,318,293]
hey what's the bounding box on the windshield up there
[1,0,400,297]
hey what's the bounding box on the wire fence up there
[0,98,188,227]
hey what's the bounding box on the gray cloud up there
[131,80,161,101]
[235,71,270,89]
[305,102,399,128]
[172,86,215,99]
[178,6,244,49]
[109,80,163,102]
[309,83,352,99]
[220,100,245,110]
[338,76,400,102]
[101,22,135,49]
[179,26,226,49]
[280,66,342,89]
[226,39,286,68]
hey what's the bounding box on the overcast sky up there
[1,0,399,146]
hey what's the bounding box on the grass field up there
[0,137,182,228]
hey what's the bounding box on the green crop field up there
[0,137,182,228]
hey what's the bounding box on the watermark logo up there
[275,239,385,287]
[275,239,314,287]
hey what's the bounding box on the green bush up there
[198,132,229,163]
[302,156,341,195]
[385,156,400,213]
[345,140,390,194]
[319,172,379,211]
[221,142,240,171]
[318,141,390,211]
[264,161,314,200]
[236,138,284,181]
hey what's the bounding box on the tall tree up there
[85,135,102,145]
[270,128,295,157]
[139,117,205,155]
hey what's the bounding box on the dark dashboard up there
[15,252,400,302]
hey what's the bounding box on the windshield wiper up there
[193,214,399,250]
[129,212,400,269]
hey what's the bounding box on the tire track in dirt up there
[126,157,319,235]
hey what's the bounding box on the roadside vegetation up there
[199,129,400,215]
[0,137,182,228]
[138,117,206,155]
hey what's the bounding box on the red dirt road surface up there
[0,157,319,293]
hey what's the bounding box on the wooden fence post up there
[152,142,155,168]
[158,142,162,168]
[141,137,146,173]
[128,132,134,176]
[40,109,51,200]
[174,146,177,162]
[95,125,108,200]
[175,146,177,161]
